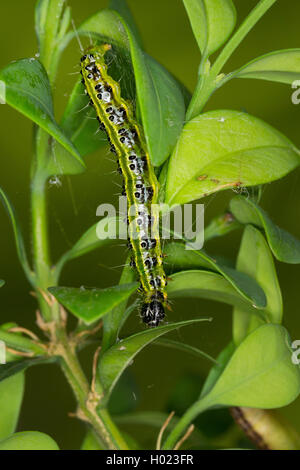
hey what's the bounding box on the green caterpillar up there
[80,44,168,327]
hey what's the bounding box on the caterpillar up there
[80,44,168,327]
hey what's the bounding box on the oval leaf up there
[230,196,300,264]
[233,226,282,346]
[0,374,24,441]
[200,341,235,398]
[0,431,59,450]
[166,110,300,205]
[162,325,300,449]
[0,280,4,288]
[233,49,300,85]
[79,9,185,166]
[48,283,138,325]
[167,270,265,318]
[205,324,300,408]
[164,242,266,308]
[0,58,85,175]
[183,0,236,56]
[98,318,212,404]
[0,187,33,281]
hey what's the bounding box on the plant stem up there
[55,325,128,449]
[186,0,278,119]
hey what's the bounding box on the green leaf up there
[98,318,212,405]
[164,242,267,308]
[162,324,300,449]
[200,342,235,398]
[79,9,185,166]
[233,226,282,346]
[109,0,143,48]
[0,58,85,175]
[164,242,212,271]
[165,110,300,205]
[0,431,59,450]
[233,49,300,85]
[230,196,300,264]
[183,0,236,56]
[48,283,138,325]
[60,78,107,158]
[0,280,4,288]
[0,187,33,282]
[154,338,217,364]
[167,270,265,318]
[0,374,25,441]
[0,357,58,383]
[203,325,300,408]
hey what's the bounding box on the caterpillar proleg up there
[80,45,168,327]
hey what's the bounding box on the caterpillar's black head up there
[141,300,165,327]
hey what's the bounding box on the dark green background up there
[0,0,300,449]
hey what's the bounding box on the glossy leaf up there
[167,270,265,318]
[0,431,59,450]
[200,342,235,398]
[0,280,4,288]
[233,49,300,84]
[162,325,300,449]
[164,242,266,308]
[98,318,211,404]
[0,374,25,441]
[230,196,300,264]
[0,187,33,282]
[233,226,282,346]
[203,325,300,408]
[166,110,300,205]
[183,0,236,56]
[0,58,85,175]
[48,283,138,325]
[79,9,185,166]
[0,357,58,383]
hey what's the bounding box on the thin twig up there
[156,411,175,450]
[174,424,195,450]
[6,347,34,358]
[8,326,39,341]
[91,346,102,395]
